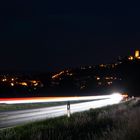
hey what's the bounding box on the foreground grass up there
[0,98,140,140]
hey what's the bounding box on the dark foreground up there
[0,98,140,140]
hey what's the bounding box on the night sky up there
[0,1,140,72]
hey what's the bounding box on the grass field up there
[0,98,140,140]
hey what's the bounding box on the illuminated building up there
[128,50,140,60]
[135,50,139,58]
[135,50,140,59]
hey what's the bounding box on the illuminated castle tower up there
[135,50,140,58]
[128,50,140,60]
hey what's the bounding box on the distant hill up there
[0,51,140,97]
[49,55,140,96]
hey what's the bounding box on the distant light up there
[20,82,28,86]
[107,81,112,85]
[100,64,104,67]
[96,77,100,80]
[112,64,115,68]
[11,78,14,81]
[31,80,37,84]
[105,77,114,80]
[105,77,110,80]
[2,78,7,82]
[80,85,86,90]
[11,83,14,86]
[34,83,38,86]
[128,56,134,60]
[52,71,65,79]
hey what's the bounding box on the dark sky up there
[0,1,140,72]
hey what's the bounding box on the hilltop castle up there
[128,50,140,60]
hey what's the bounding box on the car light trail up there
[0,93,126,129]
[0,93,126,104]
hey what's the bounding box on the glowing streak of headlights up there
[110,93,124,104]
[0,93,126,128]
[0,93,125,104]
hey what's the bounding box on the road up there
[0,94,123,129]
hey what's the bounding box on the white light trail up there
[0,93,126,129]
[0,93,125,104]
